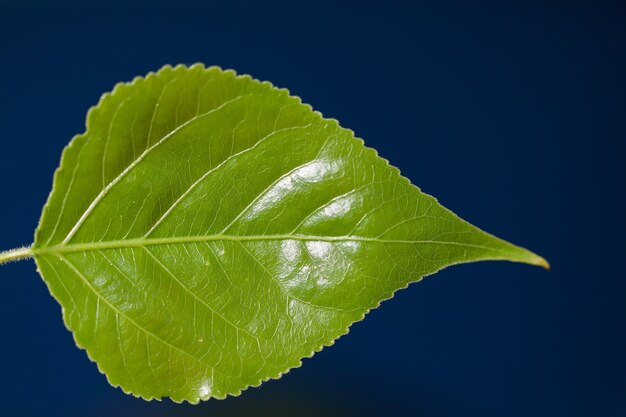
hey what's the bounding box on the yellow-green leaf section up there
[31,64,547,402]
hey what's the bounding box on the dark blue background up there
[1,1,624,416]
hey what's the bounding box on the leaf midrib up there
[34,234,505,256]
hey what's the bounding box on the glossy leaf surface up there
[31,64,547,402]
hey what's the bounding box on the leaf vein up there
[61,93,251,245]
[144,124,313,237]
[57,254,216,373]
[143,246,264,343]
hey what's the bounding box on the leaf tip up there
[530,254,550,270]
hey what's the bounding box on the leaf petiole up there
[0,246,34,265]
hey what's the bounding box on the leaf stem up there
[0,246,34,265]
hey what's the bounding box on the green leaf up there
[3,64,547,403]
